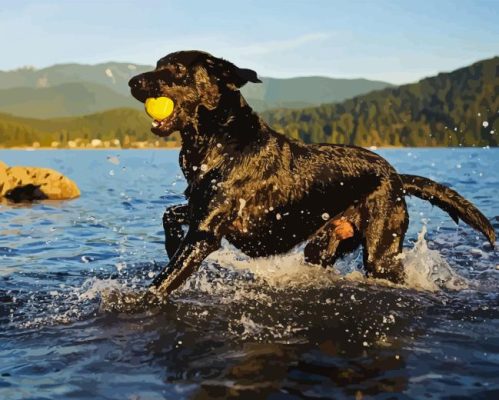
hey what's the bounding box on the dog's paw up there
[99,286,167,313]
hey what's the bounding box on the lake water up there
[0,148,498,399]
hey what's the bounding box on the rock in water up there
[0,162,80,201]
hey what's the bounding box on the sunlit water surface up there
[0,148,498,399]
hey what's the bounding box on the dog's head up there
[129,50,261,137]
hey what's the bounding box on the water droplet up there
[107,155,120,165]
[322,213,330,221]
[115,262,126,272]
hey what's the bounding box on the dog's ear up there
[215,60,262,90]
[230,67,262,87]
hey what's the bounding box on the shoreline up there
[0,145,495,151]
[0,146,181,150]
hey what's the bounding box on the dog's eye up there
[156,69,174,80]
[175,64,187,76]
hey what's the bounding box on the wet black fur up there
[129,50,496,295]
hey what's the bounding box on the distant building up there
[90,139,103,148]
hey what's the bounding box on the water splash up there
[200,225,467,293]
[401,225,468,291]
[8,226,471,333]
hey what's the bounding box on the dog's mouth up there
[150,117,175,136]
[151,119,166,129]
[145,97,176,136]
[150,116,178,137]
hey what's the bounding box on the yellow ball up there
[145,97,174,120]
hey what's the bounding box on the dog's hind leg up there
[361,182,409,283]
[304,208,362,268]
[304,229,362,268]
[163,204,189,259]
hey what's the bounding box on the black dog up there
[129,50,495,295]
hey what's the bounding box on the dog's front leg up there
[149,229,221,295]
[163,204,189,258]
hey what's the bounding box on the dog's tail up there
[400,174,496,247]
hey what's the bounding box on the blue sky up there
[1,0,497,83]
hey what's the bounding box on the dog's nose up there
[128,76,144,89]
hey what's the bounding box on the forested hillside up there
[263,57,498,147]
[0,109,180,148]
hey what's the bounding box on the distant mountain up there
[263,56,498,147]
[0,63,149,118]
[0,62,393,117]
[0,62,151,95]
[0,82,141,118]
[243,76,394,111]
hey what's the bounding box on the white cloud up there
[232,32,332,56]
[112,32,332,70]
